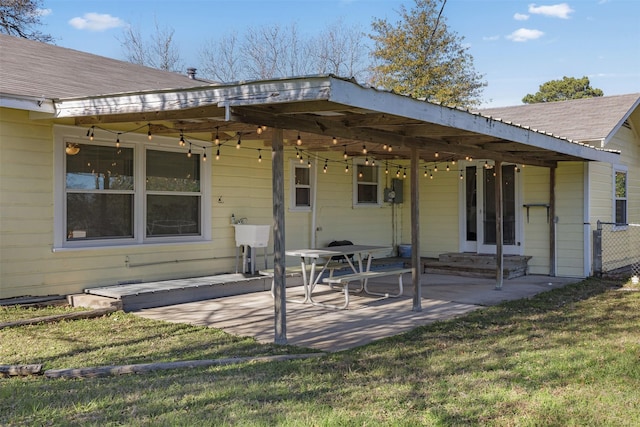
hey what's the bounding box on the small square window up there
[291,163,312,210]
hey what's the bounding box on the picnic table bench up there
[319,268,412,309]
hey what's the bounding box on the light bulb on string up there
[362,144,367,154]
[385,162,389,175]
[236,133,241,149]
[214,128,220,146]
[460,171,464,180]
[343,146,348,159]
[187,143,192,158]
[446,163,450,172]
[435,151,439,158]
[424,167,428,177]
[307,156,311,168]
[383,143,388,150]
[332,136,337,145]
[203,149,207,162]
[89,126,94,141]
[179,131,185,147]
[388,145,392,152]
[371,158,376,167]
[295,147,300,159]
[323,159,328,173]
[434,164,438,172]
[258,149,262,163]
[256,126,263,135]
[215,148,220,160]
[147,124,152,141]
[344,162,349,173]
[116,134,120,148]
[403,168,407,179]
[297,133,302,146]
[365,156,369,166]
[396,168,401,178]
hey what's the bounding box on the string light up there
[236,133,241,149]
[332,136,337,145]
[307,156,311,168]
[434,164,438,172]
[424,166,428,177]
[435,151,439,158]
[385,162,389,175]
[116,134,121,148]
[362,144,367,154]
[388,145,392,152]
[258,149,262,163]
[365,156,369,166]
[403,168,407,179]
[216,148,220,160]
[371,158,376,167]
[344,162,349,173]
[187,143,192,158]
[214,128,220,146]
[383,143,388,150]
[297,133,302,146]
[396,168,401,178]
[147,124,152,141]
[203,149,207,162]
[446,163,450,172]
[179,131,185,147]
[89,126,94,141]
[343,145,348,159]
[323,159,328,173]
[460,171,464,180]
[256,126,263,135]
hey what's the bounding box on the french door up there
[461,161,521,255]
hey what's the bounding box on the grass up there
[1,277,639,426]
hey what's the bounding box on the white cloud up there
[528,3,574,19]
[506,28,545,42]
[35,8,52,17]
[514,13,529,21]
[69,13,125,31]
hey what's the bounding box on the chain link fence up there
[593,221,640,281]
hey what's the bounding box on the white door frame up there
[459,160,523,255]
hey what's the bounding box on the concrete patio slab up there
[134,274,581,352]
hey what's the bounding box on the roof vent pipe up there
[187,68,197,79]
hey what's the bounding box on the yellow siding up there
[555,162,585,277]
[522,166,551,274]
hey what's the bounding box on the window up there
[353,160,380,206]
[291,162,312,211]
[614,168,627,225]
[55,126,209,248]
[146,150,201,237]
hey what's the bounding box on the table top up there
[285,245,392,258]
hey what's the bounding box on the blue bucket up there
[398,244,411,258]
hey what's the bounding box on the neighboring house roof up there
[478,94,640,144]
[0,33,212,99]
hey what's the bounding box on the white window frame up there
[613,165,628,228]
[290,160,313,212]
[352,158,382,207]
[53,125,211,250]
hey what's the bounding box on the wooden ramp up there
[423,253,532,279]
[85,274,272,312]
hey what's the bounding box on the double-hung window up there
[614,167,628,225]
[55,126,209,248]
[353,159,381,206]
[291,161,312,211]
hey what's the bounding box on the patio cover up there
[51,75,620,344]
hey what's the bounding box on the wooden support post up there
[271,128,287,344]
[411,147,422,311]
[549,165,557,276]
[495,160,504,290]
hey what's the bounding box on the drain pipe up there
[311,158,319,248]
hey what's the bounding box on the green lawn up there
[1,278,639,426]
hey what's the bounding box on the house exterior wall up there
[588,111,640,274]
[0,113,402,298]
[522,166,551,275]
[555,161,587,277]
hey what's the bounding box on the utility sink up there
[233,224,271,248]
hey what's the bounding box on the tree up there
[369,0,485,107]
[119,19,183,72]
[0,0,54,42]
[522,76,604,103]
[199,22,370,83]
[369,0,484,106]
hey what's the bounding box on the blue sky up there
[38,0,640,107]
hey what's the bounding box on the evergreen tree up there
[369,0,485,107]
[522,76,604,103]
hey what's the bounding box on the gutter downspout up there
[583,162,591,277]
[311,159,319,248]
